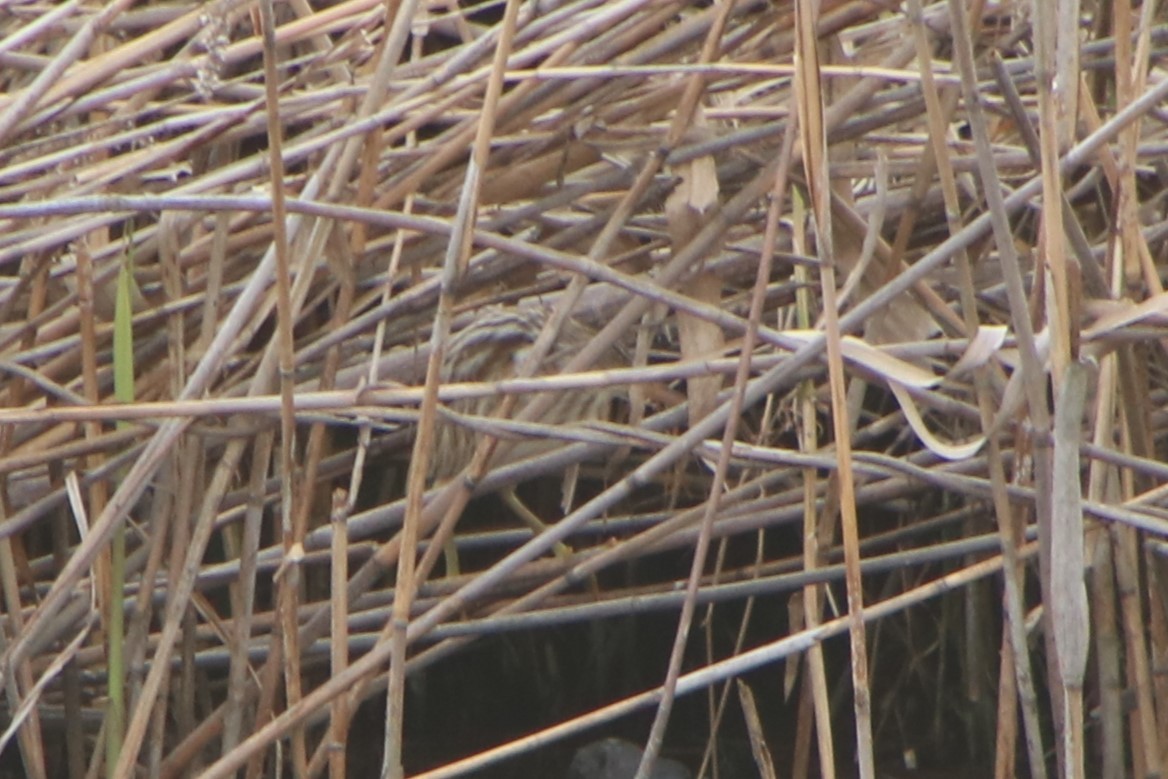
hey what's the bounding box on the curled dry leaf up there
[888,380,985,460]
[785,329,1010,459]
[784,330,940,387]
[950,325,1009,376]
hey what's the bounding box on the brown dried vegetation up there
[0,0,1167,777]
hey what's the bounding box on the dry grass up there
[0,0,1167,777]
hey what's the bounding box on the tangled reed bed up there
[1,0,1167,776]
